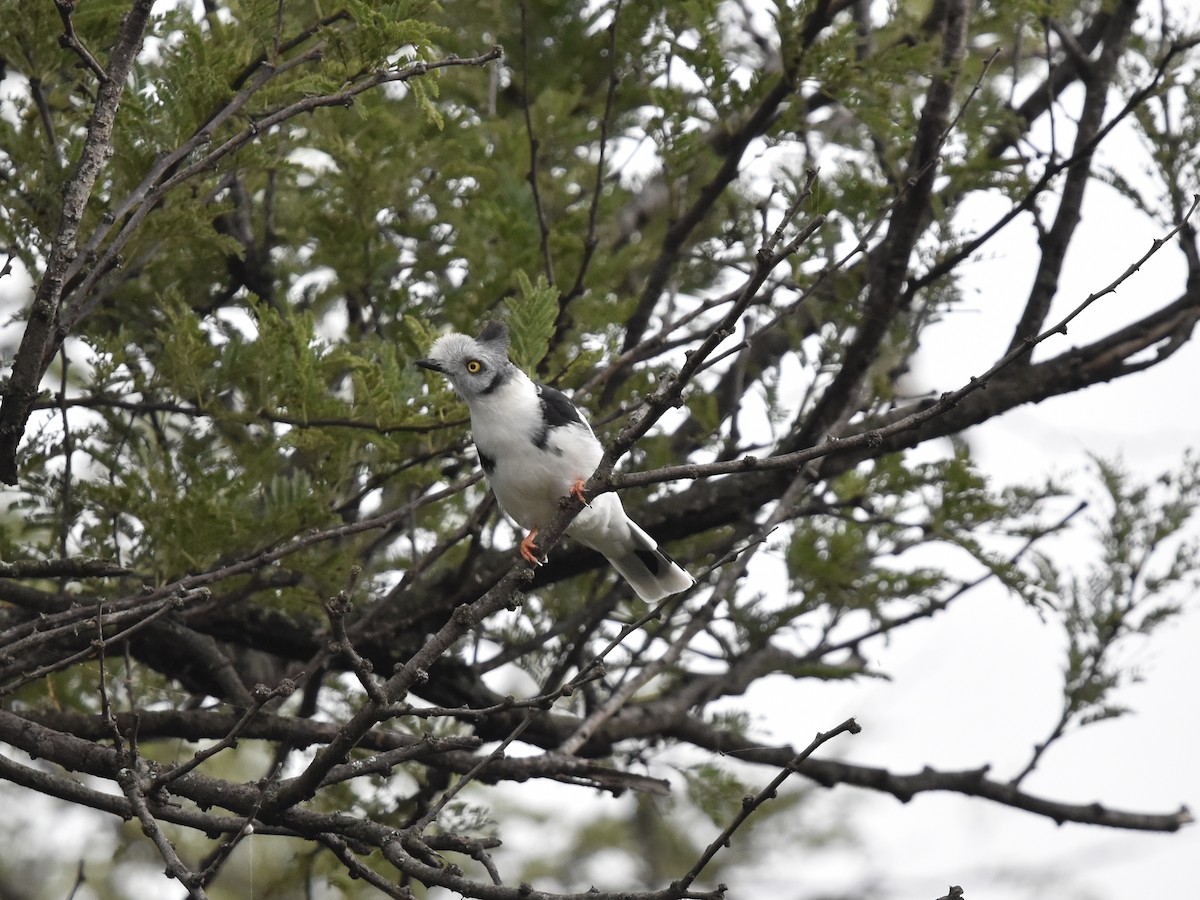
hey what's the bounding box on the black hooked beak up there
[416,358,444,373]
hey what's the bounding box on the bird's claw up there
[520,529,545,566]
[570,479,590,507]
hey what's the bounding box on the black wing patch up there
[533,383,587,450]
[476,445,496,474]
[634,548,665,576]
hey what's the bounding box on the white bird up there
[417,322,693,601]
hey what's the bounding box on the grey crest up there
[416,321,514,400]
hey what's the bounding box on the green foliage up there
[505,272,560,372]
[1053,455,1200,730]
[680,761,750,826]
[785,450,1060,625]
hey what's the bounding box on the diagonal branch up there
[54,0,107,82]
[151,680,297,791]
[671,717,1193,833]
[549,0,625,352]
[1005,0,1142,354]
[117,764,210,900]
[793,0,970,452]
[518,0,555,286]
[676,717,861,892]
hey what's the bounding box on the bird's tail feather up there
[605,522,693,602]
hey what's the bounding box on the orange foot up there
[520,529,543,565]
[570,479,590,506]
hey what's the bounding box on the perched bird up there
[417,321,693,601]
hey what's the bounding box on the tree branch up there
[518,0,555,287]
[671,718,1193,833]
[0,42,503,486]
[676,717,861,891]
[53,0,108,82]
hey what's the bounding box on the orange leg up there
[570,479,590,506]
[520,529,543,565]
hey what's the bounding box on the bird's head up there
[416,321,514,400]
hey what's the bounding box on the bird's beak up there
[416,358,444,373]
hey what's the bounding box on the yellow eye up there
[466,359,482,374]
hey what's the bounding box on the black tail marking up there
[634,548,664,576]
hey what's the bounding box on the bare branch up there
[554,0,624,334]
[117,763,210,900]
[673,718,1193,833]
[676,717,861,891]
[0,556,129,579]
[323,566,388,705]
[152,679,297,791]
[1006,0,1143,352]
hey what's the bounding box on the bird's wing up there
[533,383,589,449]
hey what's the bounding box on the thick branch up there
[671,718,1193,833]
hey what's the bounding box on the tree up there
[0,0,1197,897]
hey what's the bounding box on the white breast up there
[468,373,603,531]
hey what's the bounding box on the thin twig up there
[95,603,125,753]
[559,0,624,310]
[195,762,284,890]
[54,0,107,81]
[323,566,388,704]
[557,595,714,756]
[909,35,1193,300]
[152,680,297,790]
[675,717,861,891]
[608,169,824,460]
[1,592,195,697]
[409,715,535,834]
[320,834,415,900]
[519,0,555,285]
[116,764,210,899]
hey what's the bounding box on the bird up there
[417,321,693,601]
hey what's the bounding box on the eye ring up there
[466,359,482,374]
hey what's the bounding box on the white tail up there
[604,522,693,601]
